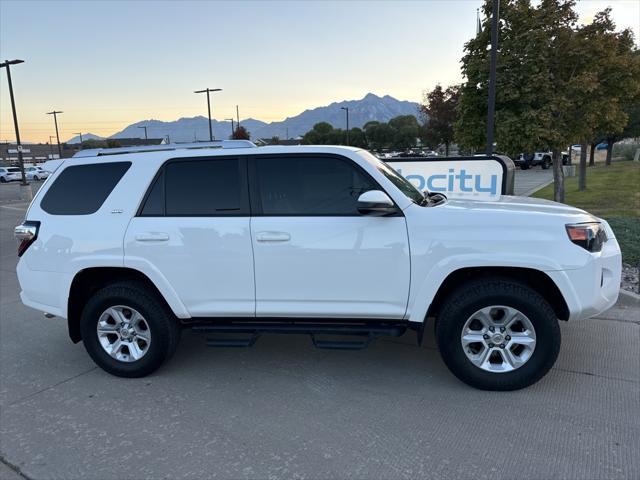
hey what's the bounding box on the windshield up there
[362,152,425,204]
[7,168,20,173]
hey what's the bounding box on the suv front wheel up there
[80,281,181,377]
[436,279,560,391]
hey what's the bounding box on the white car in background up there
[25,166,50,181]
[0,166,21,183]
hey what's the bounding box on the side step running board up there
[191,321,408,351]
[206,333,260,348]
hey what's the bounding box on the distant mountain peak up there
[66,133,104,144]
[108,93,419,142]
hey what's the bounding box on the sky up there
[1,0,639,143]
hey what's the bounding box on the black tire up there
[80,281,181,377]
[0,177,6,183]
[541,157,551,169]
[520,162,530,170]
[436,278,560,391]
[33,175,39,181]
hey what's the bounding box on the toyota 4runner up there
[15,141,621,390]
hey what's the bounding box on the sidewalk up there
[514,169,554,196]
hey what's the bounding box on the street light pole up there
[194,88,222,141]
[46,110,63,159]
[138,126,148,140]
[236,105,240,129]
[74,132,83,149]
[341,107,350,146]
[225,118,235,138]
[1,59,28,185]
[486,0,500,155]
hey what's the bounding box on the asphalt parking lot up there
[0,173,638,480]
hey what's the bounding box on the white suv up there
[15,142,621,390]
[0,166,21,182]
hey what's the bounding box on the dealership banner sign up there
[386,156,515,200]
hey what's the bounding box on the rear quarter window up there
[40,162,131,215]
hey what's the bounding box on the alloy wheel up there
[96,305,151,362]
[460,305,536,373]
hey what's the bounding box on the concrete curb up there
[618,288,640,307]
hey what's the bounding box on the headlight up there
[565,222,607,252]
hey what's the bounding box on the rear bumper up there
[547,238,622,321]
[17,259,71,318]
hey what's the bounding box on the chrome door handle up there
[256,231,291,242]
[135,232,169,242]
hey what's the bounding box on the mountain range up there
[65,93,419,144]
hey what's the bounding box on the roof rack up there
[73,140,256,158]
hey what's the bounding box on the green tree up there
[302,122,334,144]
[348,127,368,148]
[419,84,460,155]
[600,47,640,165]
[569,10,640,189]
[389,115,419,149]
[364,122,394,150]
[456,0,616,202]
[302,116,420,149]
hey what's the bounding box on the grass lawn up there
[533,161,640,264]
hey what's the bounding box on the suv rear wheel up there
[541,156,552,169]
[436,279,560,391]
[80,281,181,377]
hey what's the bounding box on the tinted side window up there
[255,156,378,215]
[155,159,242,216]
[41,162,131,215]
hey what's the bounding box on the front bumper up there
[546,237,622,321]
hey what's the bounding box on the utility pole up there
[286,127,289,140]
[194,88,222,141]
[236,105,240,128]
[486,0,500,155]
[1,59,28,185]
[74,132,83,149]
[138,125,148,140]
[341,106,350,146]
[225,118,235,138]
[46,110,63,159]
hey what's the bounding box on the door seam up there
[249,216,258,317]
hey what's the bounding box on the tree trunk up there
[589,142,596,166]
[552,149,565,203]
[445,142,450,157]
[605,138,614,165]
[578,142,587,191]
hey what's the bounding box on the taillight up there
[565,222,607,252]
[14,221,40,257]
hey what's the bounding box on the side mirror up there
[357,190,398,216]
